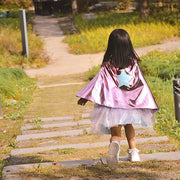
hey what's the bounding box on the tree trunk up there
[139,0,150,19]
[72,0,78,15]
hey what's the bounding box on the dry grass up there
[18,160,180,180]
[24,83,93,119]
[37,73,88,86]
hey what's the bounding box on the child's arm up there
[77,98,88,106]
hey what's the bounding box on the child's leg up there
[110,125,122,143]
[124,124,136,149]
[124,124,140,162]
[107,125,122,170]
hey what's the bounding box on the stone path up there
[3,151,180,176]
[2,113,180,178]
[24,16,180,78]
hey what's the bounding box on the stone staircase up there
[2,113,180,179]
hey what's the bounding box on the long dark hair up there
[102,29,140,69]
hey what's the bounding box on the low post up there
[173,78,180,122]
[19,9,29,58]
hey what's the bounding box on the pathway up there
[25,16,180,77]
[2,114,180,179]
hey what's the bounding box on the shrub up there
[140,50,180,80]
[0,68,34,100]
[1,0,32,9]
[0,14,49,68]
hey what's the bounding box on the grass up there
[18,160,180,180]
[64,11,179,54]
[24,82,94,119]
[0,13,49,68]
[0,68,36,177]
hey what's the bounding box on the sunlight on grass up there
[65,22,178,54]
[24,84,94,119]
[64,11,179,54]
[20,160,180,179]
[0,16,48,68]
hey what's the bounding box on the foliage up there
[87,64,101,80]
[0,68,36,119]
[77,0,91,12]
[64,12,179,54]
[0,67,36,177]
[0,13,49,68]
[150,6,180,25]
[140,50,180,80]
[0,0,32,9]
[0,68,27,99]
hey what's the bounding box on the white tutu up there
[90,104,156,135]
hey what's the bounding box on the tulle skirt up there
[90,104,156,135]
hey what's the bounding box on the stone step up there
[3,151,180,176]
[17,125,156,141]
[24,114,90,123]
[21,119,90,131]
[24,116,74,123]
[16,128,91,141]
[11,136,169,156]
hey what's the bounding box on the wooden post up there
[19,9,29,58]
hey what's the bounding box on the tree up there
[72,0,78,15]
[2,0,32,8]
[138,0,150,19]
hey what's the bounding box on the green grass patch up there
[0,68,36,177]
[64,12,179,54]
[0,68,36,101]
[141,50,180,79]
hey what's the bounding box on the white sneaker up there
[127,148,140,162]
[106,141,120,170]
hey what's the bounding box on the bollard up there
[19,9,29,58]
[173,78,180,122]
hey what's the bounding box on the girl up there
[77,29,158,170]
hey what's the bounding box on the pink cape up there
[77,61,158,111]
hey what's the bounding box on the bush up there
[87,64,101,80]
[0,68,34,100]
[140,51,180,80]
[150,5,179,25]
[0,15,49,68]
[1,0,32,9]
